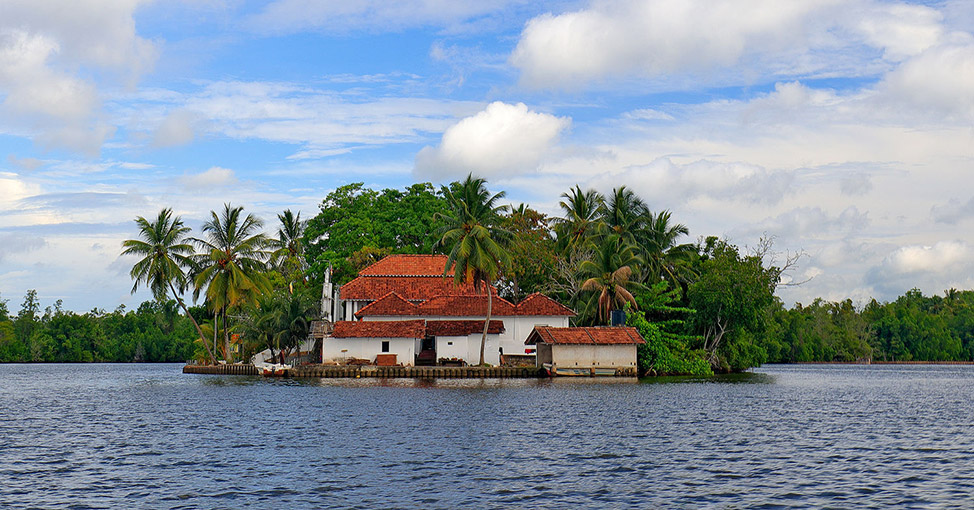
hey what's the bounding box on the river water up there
[1,363,973,509]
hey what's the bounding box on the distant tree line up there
[0,292,199,362]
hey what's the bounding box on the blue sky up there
[1,0,973,312]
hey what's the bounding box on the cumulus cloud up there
[0,1,156,154]
[865,241,974,297]
[179,166,238,191]
[616,158,795,206]
[414,101,570,179]
[510,0,955,90]
[880,34,974,119]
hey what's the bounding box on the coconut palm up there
[578,234,645,325]
[600,186,650,245]
[555,185,604,254]
[192,204,271,362]
[436,174,512,365]
[269,209,306,283]
[122,208,217,364]
[643,209,695,286]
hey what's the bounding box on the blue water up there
[1,364,973,509]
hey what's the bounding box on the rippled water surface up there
[2,364,974,509]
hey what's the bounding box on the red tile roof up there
[341,275,490,301]
[358,254,452,276]
[525,326,646,345]
[332,320,426,339]
[426,320,505,336]
[515,293,577,317]
[416,295,518,317]
[353,292,417,317]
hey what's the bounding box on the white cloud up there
[883,241,971,274]
[179,166,238,191]
[510,0,956,90]
[152,110,200,148]
[414,101,570,179]
[0,1,156,154]
[880,34,974,119]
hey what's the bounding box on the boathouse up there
[525,326,645,374]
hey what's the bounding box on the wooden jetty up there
[183,364,639,378]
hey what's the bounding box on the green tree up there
[122,208,217,364]
[578,235,644,325]
[500,205,558,302]
[304,182,449,285]
[192,204,271,363]
[436,174,512,365]
[554,185,604,254]
[687,237,778,372]
[269,209,307,288]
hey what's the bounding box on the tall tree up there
[578,235,645,325]
[555,185,604,254]
[642,209,695,286]
[600,186,650,245]
[121,209,217,364]
[269,209,307,290]
[192,204,271,362]
[436,174,512,365]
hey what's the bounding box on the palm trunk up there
[223,306,231,363]
[213,311,220,361]
[480,285,492,366]
[169,282,216,364]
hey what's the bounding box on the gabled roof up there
[525,326,646,345]
[358,254,451,276]
[516,293,577,317]
[416,295,518,317]
[332,320,426,339]
[340,276,489,301]
[426,320,505,336]
[354,292,417,318]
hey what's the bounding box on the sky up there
[0,0,973,313]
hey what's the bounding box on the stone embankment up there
[183,364,639,378]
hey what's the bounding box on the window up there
[447,341,453,346]
[381,341,390,353]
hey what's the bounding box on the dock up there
[183,364,638,378]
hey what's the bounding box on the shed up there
[525,326,645,374]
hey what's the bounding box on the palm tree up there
[578,235,645,325]
[436,174,512,365]
[192,204,271,363]
[600,186,650,245]
[643,210,695,286]
[555,185,604,254]
[269,209,307,292]
[122,208,217,364]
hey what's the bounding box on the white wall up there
[362,314,569,358]
[322,337,418,366]
[550,344,637,368]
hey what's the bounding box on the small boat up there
[255,361,291,377]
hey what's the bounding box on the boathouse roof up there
[525,326,646,345]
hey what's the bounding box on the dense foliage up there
[0,295,200,362]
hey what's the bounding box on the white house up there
[316,254,575,366]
